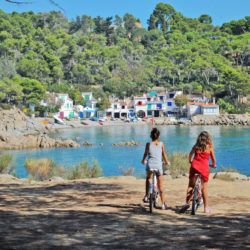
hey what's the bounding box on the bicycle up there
[148,168,160,214]
[190,173,202,215]
[189,165,216,215]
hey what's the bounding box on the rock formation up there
[0,108,79,149]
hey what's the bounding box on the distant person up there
[141,127,170,209]
[179,131,216,214]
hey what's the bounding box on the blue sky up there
[0,0,249,27]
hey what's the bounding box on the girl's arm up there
[141,143,149,164]
[210,146,216,167]
[189,146,195,163]
[162,143,169,164]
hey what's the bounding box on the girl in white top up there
[141,127,169,209]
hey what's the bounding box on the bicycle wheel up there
[149,193,154,213]
[191,187,198,215]
[153,192,158,208]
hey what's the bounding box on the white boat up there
[53,115,66,125]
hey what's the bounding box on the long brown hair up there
[194,131,212,152]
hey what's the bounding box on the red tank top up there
[191,149,210,179]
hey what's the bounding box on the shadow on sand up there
[0,181,249,249]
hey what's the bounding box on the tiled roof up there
[188,102,218,107]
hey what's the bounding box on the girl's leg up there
[145,172,152,197]
[186,178,195,204]
[157,175,165,204]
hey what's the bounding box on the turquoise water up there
[6,125,250,177]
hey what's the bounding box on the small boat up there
[53,115,66,125]
[81,121,89,125]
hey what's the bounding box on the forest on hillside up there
[0,3,249,113]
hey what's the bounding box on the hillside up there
[0,3,249,113]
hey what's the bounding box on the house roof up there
[187,102,218,107]
[147,91,157,97]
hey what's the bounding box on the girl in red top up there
[180,131,216,213]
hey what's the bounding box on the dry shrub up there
[25,158,56,181]
[220,166,239,173]
[213,166,239,182]
[119,166,134,176]
[67,160,102,180]
[168,152,189,178]
[0,154,13,173]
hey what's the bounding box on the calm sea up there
[6,125,250,177]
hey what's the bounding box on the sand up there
[0,175,249,249]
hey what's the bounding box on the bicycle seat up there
[194,173,201,176]
[149,168,159,172]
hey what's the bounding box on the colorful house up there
[55,93,74,119]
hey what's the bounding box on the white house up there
[187,102,219,118]
[166,90,183,99]
[147,101,166,117]
[82,92,97,109]
[106,101,129,118]
[133,96,148,118]
[55,93,74,119]
[201,104,219,116]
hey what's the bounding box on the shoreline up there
[0,108,249,150]
[34,114,250,132]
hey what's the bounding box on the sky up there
[0,0,249,27]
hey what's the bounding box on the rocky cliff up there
[0,108,79,149]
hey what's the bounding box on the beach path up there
[0,176,249,249]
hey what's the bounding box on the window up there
[157,104,162,110]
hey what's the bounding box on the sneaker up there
[204,207,211,214]
[178,204,190,213]
[143,196,149,203]
[198,198,203,207]
[161,203,168,210]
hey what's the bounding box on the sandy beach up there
[0,175,249,249]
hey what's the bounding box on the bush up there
[168,152,189,178]
[25,158,56,181]
[67,160,102,180]
[119,166,134,176]
[0,154,13,173]
[220,166,239,173]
